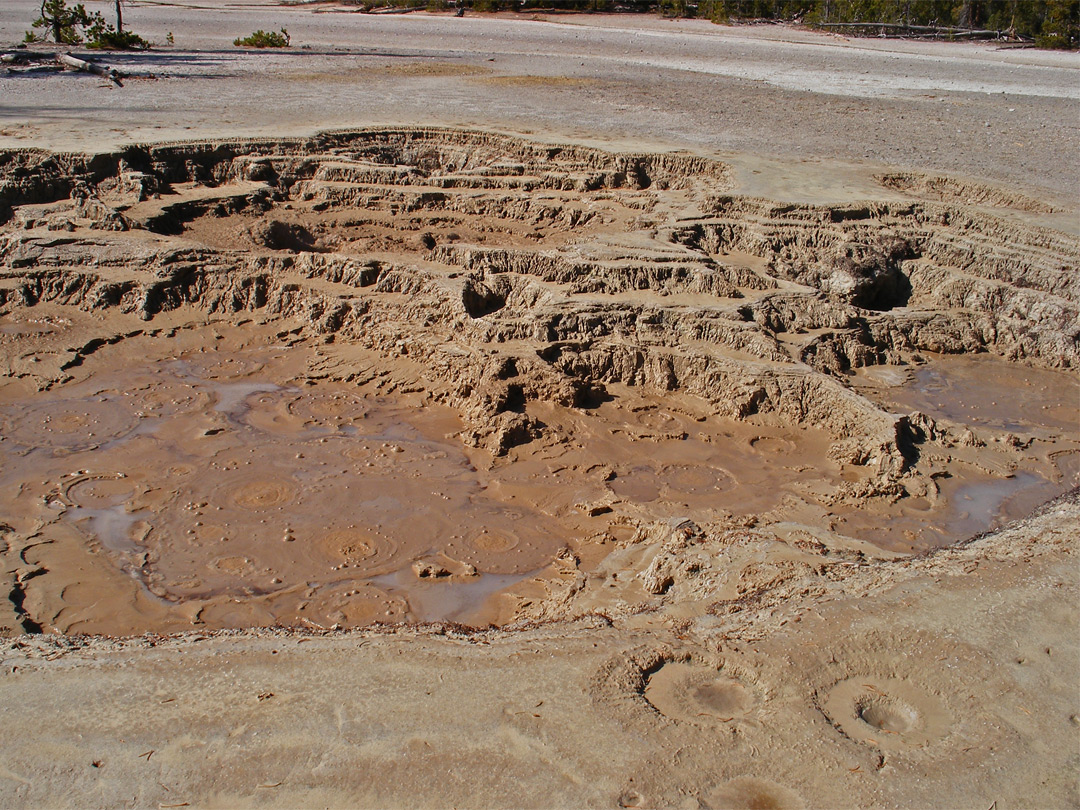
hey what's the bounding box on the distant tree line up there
[456,0,1077,48]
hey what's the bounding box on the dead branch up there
[58,52,124,86]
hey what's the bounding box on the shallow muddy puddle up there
[1,322,1076,632]
[846,353,1079,549]
[833,467,1066,551]
[856,353,1079,436]
[0,329,577,632]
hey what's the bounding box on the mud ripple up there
[287,391,370,424]
[749,436,796,455]
[3,398,136,450]
[314,528,400,574]
[178,352,265,380]
[230,477,298,510]
[63,474,136,508]
[128,383,211,418]
[665,464,734,497]
[468,529,521,554]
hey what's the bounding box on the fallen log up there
[5,65,63,77]
[58,52,124,86]
[816,22,1031,41]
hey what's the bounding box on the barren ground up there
[0,3,1078,809]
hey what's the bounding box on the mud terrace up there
[1,8,1079,809]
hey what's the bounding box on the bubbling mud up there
[0,333,579,631]
[1,128,1077,635]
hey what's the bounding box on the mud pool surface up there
[0,129,1076,636]
[9,323,1070,633]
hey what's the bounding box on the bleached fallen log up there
[58,52,124,86]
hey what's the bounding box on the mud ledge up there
[1,127,1078,637]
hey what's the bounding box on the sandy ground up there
[2,1,1079,201]
[1,4,1079,808]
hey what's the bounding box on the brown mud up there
[0,128,1077,637]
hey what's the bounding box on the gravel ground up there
[1,0,1078,200]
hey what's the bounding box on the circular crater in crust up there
[857,695,918,733]
[690,679,753,717]
[4,399,136,450]
[823,676,948,750]
[645,661,757,724]
[230,478,298,510]
[468,530,520,553]
[749,436,795,454]
[704,777,804,810]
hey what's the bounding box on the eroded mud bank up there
[1,128,1077,636]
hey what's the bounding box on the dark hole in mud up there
[856,696,918,733]
[462,277,509,318]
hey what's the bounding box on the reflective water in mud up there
[0,338,572,632]
[1,326,1075,633]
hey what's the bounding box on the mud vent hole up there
[856,696,919,733]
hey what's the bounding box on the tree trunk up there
[43,0,62,43]
[115,0,123,32]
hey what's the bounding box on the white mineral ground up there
[0,2,1078,808]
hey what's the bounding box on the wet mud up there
[0,128,1076,636]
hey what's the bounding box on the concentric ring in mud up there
[287,391,371,424]
[0,317,65,336]
[748,436,797,455]
[190,519,249,546]
[177,352,266,380]
[211,555,255,577]
[664,464,734,497]
[2,398,137,450]
[164,462,197,478]
[645,660,759,725]
[314,528,400,574]
[63,474,137,508]
[610,466,663,502]
[822,676,948,750]
[340,438,433,465]
[127,383,212,418]
[230,477,299,510]
[631,410,681,431]
[468,529,521,554]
